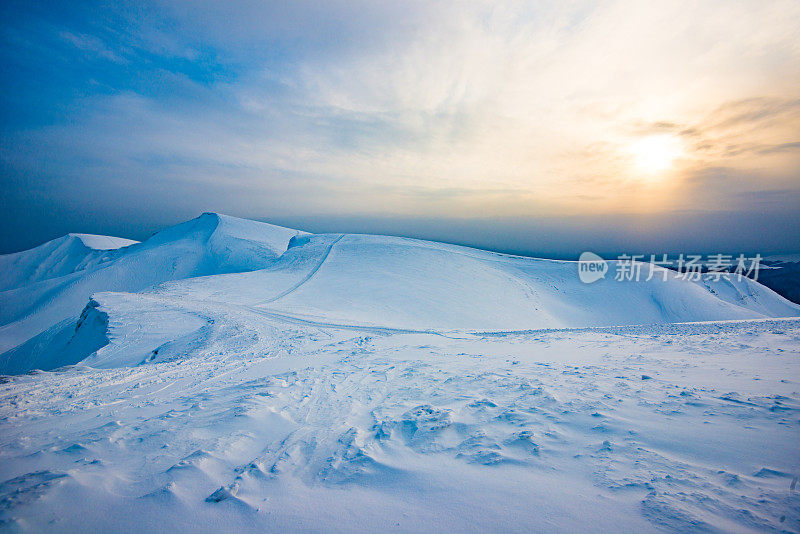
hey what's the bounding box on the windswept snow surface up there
[0,214,799,532]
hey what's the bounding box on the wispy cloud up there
[58,30,126,63]
[1,0,799,251]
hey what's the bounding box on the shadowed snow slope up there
[0,233,137,292]
[0,214,798,373]
[0,213,301,357]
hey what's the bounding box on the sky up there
[1,0,799,257]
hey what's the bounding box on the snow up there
[69,233,138,251]
[0,213,301,355]
[0,213,799,532]
[764,254,800,264]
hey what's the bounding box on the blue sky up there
[1,0,799,256]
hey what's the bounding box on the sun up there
[629,134,683,175]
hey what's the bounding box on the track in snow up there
[1,316,798,532]
[258,234,345,305]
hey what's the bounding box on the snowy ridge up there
[69,233,138,251]
[146,231,799,332]
[1,213,799,371]
[0,213,301,355]
[0,233,135,292]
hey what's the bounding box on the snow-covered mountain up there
[1,213,798,374]
[0,233,138,292]
[0,214,300,359]
[1,214,799,532]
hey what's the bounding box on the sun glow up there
[629,135,683,175]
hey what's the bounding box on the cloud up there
[59,31,126,63]
[1,0,800,252]
[758,142,800,155]
[706,97,800,131]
